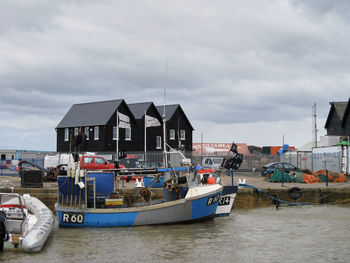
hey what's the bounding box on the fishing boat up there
[0,193,54,252]
[130,142,243,218]
[55,164,223,227]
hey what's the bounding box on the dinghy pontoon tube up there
[0,193,54,252]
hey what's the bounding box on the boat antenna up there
[162,60,168,167]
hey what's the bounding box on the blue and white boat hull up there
[215,185,238,217]
[55,184,223,227]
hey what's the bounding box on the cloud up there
[0,0,349,150]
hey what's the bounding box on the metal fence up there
[0,150,317,177]
[0,157,45,177]
[280,151,313,171]
[192,151,314,172]
[98,151,193,168]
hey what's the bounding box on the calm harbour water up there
[1,205,349,263]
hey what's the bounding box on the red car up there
[80,156,124,170]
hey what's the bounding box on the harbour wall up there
[233,187,350,209]
[4,185,350,212]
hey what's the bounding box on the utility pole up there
[312,103,318,147]
[201,133,203,165]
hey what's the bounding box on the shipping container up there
[312,146,349,174]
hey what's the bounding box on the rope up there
[238,183,309,206]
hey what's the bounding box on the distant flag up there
[118,112,130,129]
[144,113,161,162]
[145,115,161,127]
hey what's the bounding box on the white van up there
[202,157,224,170]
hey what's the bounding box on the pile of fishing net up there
[266,169,348,184]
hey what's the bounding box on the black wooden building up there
[56,99,136,154]
[128,102,163,153]
[156,104,194,152]
[325,98,350,137]
[56,99,194,162]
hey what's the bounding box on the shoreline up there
[1,173,350,211]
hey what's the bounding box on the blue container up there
[87,172,114,197]
[144,176,164,188]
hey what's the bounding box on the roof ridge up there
[156,104,180,107]
[128,101,153,105]
[73,99,123,106]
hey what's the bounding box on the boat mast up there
[163,60,168,168]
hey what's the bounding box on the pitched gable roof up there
[56,99,127,128]
[156,104,194,130]
[325,101,348,128]
[156,104,179,121]
[128,102,163,122]
[342,98,350,127]
[128,102,153,119]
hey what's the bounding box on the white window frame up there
[64,128,69,141]
[180,130,186,140]
[169,129,175,140]
[156,136,162,149]
[113,126,118,140]
[125,128,131,141]
[74,128,79,136]
[94,126,99,140]
[84,127,89,140]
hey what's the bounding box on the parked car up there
[80,156,124,170]
[262,162,300,176]
[202,157,224,171]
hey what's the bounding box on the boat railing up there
[0,193,27,234]
[86,177,96,209]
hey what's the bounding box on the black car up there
[262,162,300,176]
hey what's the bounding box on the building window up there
[156,136,162,149]
[180,130,185,140]
[113,126,117,140]
[84,127,89,140]
[64,128,69,141]
[169,129,175,140]
[125,128,131,140]
[74,128,79,136]
[94,126,99,140]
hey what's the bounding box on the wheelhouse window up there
[84,127,89,140]
[180,130,185,140]
[64,128,69,141]
[125,128,131,141]
[156,136,162,149]
[94,126,99,140]
[169,129,175,140]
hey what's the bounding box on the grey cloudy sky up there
[1,0,349,151]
